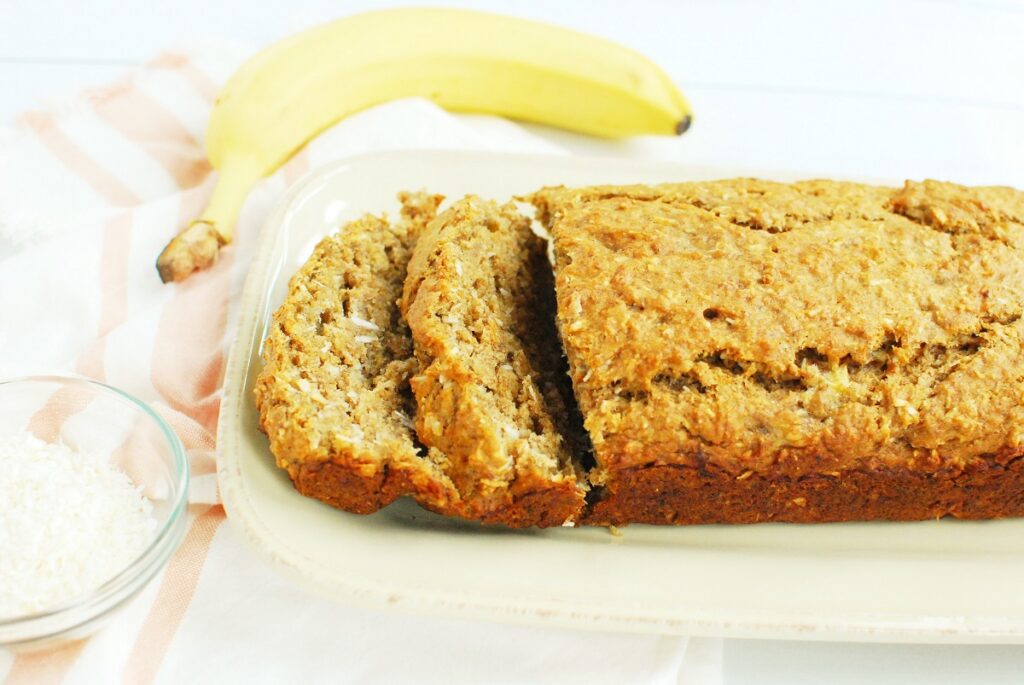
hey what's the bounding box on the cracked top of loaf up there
[532,179,1024,478]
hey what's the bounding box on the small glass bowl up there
[0,376,189,650]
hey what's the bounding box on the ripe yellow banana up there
[156,8,692,282]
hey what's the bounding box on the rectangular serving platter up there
[218,150,1024,643]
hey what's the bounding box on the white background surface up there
[3,0,1024,682]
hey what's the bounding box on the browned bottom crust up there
[291,455,1024,527]
[289,461,416,515]
[288,460,582,528]
[581,453,1024,526]
[470,481,582,528]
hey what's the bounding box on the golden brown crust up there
[534,178,1024,525]
[402,196,586,526]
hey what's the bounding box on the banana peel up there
[156,8,692,283]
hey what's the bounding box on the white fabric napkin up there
[0,47,723,684]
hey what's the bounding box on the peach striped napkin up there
[0,51,722,684]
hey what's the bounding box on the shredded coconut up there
[0,431,156,619]
[392,410,414,430]
[348,316,380,332]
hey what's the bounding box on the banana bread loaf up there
[532,179,1024,525]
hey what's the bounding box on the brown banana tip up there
[675,114,693,136]
[155,220,225,283]
[155,250,176,284]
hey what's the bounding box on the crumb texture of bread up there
[254,192,459,515]
[402,196,586,526]
[533,178,1024,524]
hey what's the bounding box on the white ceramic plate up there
[218,150,1024,643]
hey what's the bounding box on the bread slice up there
[532,179,1024,525]
[402,196,587,527]
[254,192,460,516]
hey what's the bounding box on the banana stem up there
[199,155,264,244]
[155,155,263,283]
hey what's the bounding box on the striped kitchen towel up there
[0,50,722,685]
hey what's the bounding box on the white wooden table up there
[3,0,1024,682]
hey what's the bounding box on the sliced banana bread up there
[532,179,1024,525]
[402,196,587,527]
[254,192,460,516]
